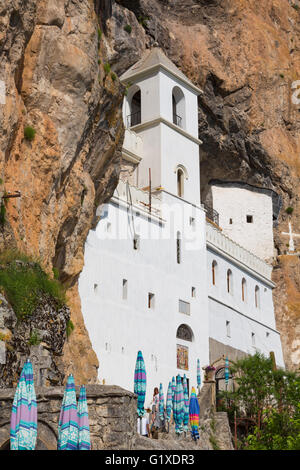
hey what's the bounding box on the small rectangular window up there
[94,283,99,294]
[133,234,140,250]
[229,218,233,224]
[251,332,255,345]
[246,215,253,223]
[191,287,196,298]
[266,331,270,338]
[189,217,195,229]
[226,320,231,338]
[122,279,128,300]
[179,299,190,315]
[148,293,155,309]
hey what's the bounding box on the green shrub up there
[124,24,132,34]
[0,252,66,319]
[111,72,117,81]
[52,267,59,280]
[279,73,284,78]
[138,16,149,28]
[97,28,102,41]
[103,63,111,74]
[0,178,3,185]
[286,206,294,215]
[29,330,41,346]
[66,319,74,338]
[292,4,299,11]
[24,126,36,141]
[98,59,101,65]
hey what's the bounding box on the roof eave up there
[120,63,203,95]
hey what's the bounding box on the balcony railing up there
[126,111,141,128]
[204,203,219,226]
[173,113,182,128]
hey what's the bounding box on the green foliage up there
[97,28,102,41]
[138,16,149,28]
[28,330,41,346]
[24,126,36,141]
[98,59,101,65]
[124,24,132,34]
[220,352,300,450]
[286,206,294,215]
[52,267,59,280]
[111,72,117,81]
[66,319,74,338]
[0,251,66,319]
[103,63,111,74]
[0,178,3,185]
[292,4,299,11]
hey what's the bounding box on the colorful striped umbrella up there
[159,383,164,421]
[58,374,79,450]
[197,359,201,394]
[182,375,189,432]
[225,357,229,387]
[77,386,91,450]
[171,376,176,418]
[173,375,184,434]
[10,359,37,450]
[134,350,146,417]
[189,387,200,441]
[166,382,173,423]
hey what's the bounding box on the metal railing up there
[204,203,219,226]
[126,111,141,128]
[173,113,182,127]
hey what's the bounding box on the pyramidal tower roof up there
[120,47,202,94]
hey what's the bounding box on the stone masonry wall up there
[0,385,137,450]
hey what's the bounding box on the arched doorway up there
[215,366,234,410]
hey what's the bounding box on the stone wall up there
[0,385,137,450]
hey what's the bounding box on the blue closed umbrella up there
[10,359,37,450]
[197,359,201,394]
[134,351,146,417]
[166,382,172,423]
[77,386,91,450]
[159,383,164,421]
[225,357,229,389]
[58,374,79,450]
[173,375,184,434]
[182,375,189,432]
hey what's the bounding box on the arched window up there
[177,168,184,197]
[242,278,247,302]
[176,231,181,264]
[212,260,217,286]
[172,86,185,128]
[227,269,232,294]
[127,87,141,127]
[255,285,260,308]
[176,324,193,342]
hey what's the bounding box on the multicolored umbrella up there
[189,387,200,441]
[77,386,91,450]
[10,359,37,450]
[197,359,201,394]
[134,350,146,417]
[58,374,79,450]
[225,357,229,388]
[182,375,189,432]
[166,382,173,423]
[173,375,184,434]
[159,383,164,421]
[171,376,176,420]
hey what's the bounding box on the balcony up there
[122,128,143,163]
[204,203,219,227]
[126,111,141,128]
[173,113,182,128]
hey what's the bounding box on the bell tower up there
[121,48,202,206]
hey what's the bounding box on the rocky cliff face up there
[0,0,124,384]
[0,0,299,383]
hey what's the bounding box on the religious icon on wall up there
[177,344,188,370]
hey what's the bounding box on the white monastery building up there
[79,48,284,405]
